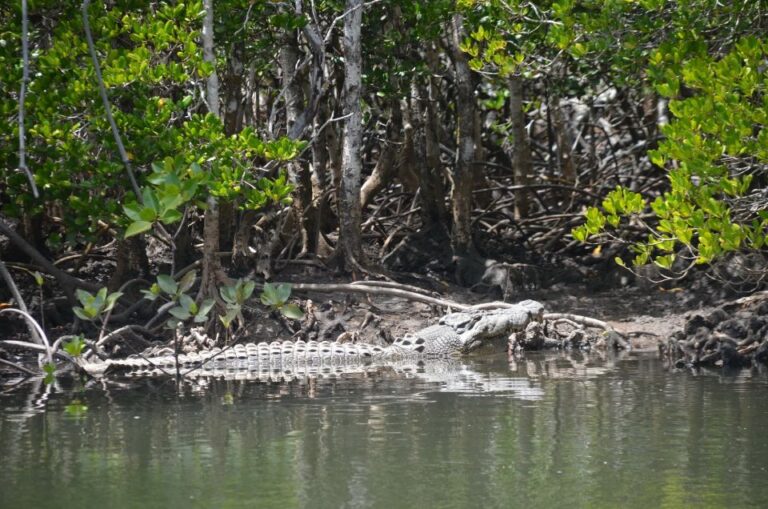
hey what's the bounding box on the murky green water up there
[1,353,767,509]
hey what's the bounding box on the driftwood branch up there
[280,282,475,310]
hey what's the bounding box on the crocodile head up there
[389,300,545,357]
[456,300,545,353]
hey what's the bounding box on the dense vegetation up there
[1,1,766,367]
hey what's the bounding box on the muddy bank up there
[662,291,768,369]
[2,256,766,379]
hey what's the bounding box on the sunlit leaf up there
[125,221,152,238]
[281,303,304,320]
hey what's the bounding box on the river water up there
[1,353,767,509]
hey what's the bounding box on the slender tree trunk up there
[199,0,224,299]
[311,100,333,256]
[509,75,531,219]
[219,42,245,251]
[448,14,475,257]
[223,43,244,135]
[422,46,448,228]
[553,98,576,185]
[202,0,219,116]
[336,0,365,269]
[472,107,491,207]
[279,28,315,255]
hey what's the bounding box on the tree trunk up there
[448,14,475,257]
[422,46,449,228]
[280,27,315,255]
[219,42,245,251]
[408,79,442,229]
[473,107,491,207]
[311,99,333,257]
[336,0,365,269]
[108,236,149,295]
[199,0,224,299]
[553,98,576,185]
[202,0,219,117]
[509,75,531,220]
[223,43,244,136]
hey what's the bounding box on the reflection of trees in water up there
[1,355,767,508]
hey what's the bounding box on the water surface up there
[1,353,767,508]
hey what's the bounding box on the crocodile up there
[81,300,544,378]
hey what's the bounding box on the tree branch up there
[18,0,39,198]
[81,0,142,199]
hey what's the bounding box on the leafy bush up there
[574,37,768,273]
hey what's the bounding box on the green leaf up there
[219,308,239,328]
[125,221,152,238]
[241,280,256,301]
[649,150,665,168]
[104,291,123,312]
[123,202,143,222]
[654,254,675,270]
[33,271,44,287]
[571,226,588,242]
[194,299,215,322]
[73,307,93,321]
[139,207,158,222]
[159,193,184,212]
[159,208,183,224]
[63,336,87,357]
[178,270,197,293]
[275,283,291,303]
[220,284,237,304]
[281,303,304,320]
[94,288,107,310]
[141,284,161,301]
[142,188,159,211]
[76,289,94,307]
[168,306,191,320]
[179,293,197,313]
[260,283,279,306]
[157,274,178,295]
